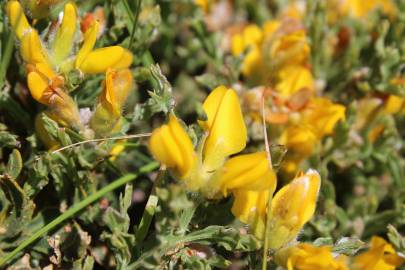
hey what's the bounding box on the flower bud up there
[267,169,321,249]
[149,114,196,179]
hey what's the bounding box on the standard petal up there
[52,2,77,65]
[202,87,247,162]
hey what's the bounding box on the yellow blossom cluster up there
[7,1,134,143]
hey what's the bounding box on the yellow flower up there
[231,24,263,56]
[275,243,349,270]
[279,125,318,157]
[304,98,346,137]
[340,0,396,19]
[150,86,270,198]
[150,113,197,180]
[384,95,405,115]
[268,29,310,68]
[27,64,83,130]
[6,0,31,40]
[231,190,270,238]
[74,21,133,74]
[198,86,247,174]
[90,69,134,137]
[217,151,277,196]
[353,236,405,270]
[7,1,133,75]
[275,65,314,98]
[280,97,345,160]
[267,169,321,249]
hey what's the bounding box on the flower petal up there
[78,46,133,74]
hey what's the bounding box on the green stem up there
[261,196,273,270]
[0,32,14,88]
[0,161,159,267]
[128,0,142,49]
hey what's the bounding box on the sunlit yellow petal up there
[20,30,49,65]
[27,71,48,103]
[7,1,31,40]
[149,114,196,179]
[200,86,247,165]
[232,190,269,238]
[78,46,133,74]
[268,169,321,249]
[219,151,277,195]
[75,21,99,69]
[52,2,77,65]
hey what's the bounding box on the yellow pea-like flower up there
[231,190,270,238]
[275,65,314,98]
[90,69,134,137]
[218,151,276,196]
[279,125,317,157]
[75,21,100,70]
[74,22,132,74]
[102,69,134,117]
[20,30,50,66]
[340,0,396,19]
[275,243,349,270]
[52,2,77,66]
[6,1,31,40]
[199,85,247,172]
[269,29,310,67]
[77,46,133,74]
[149,114,197,180]
[384,95,405,114]
[305,98,346,137]
[268,169,321,250]
[353,236,405,270]
[231,24,263,56]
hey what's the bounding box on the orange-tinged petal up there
[52,2,77,65]
[102,68,133,117]
[7,1,31,40]
[78,46,133,74]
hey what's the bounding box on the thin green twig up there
[0,161,160,267]
[129,0,143,49]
